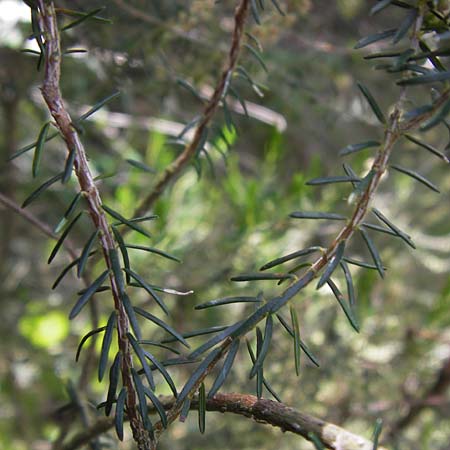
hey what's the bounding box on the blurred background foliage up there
[0,0,449,449]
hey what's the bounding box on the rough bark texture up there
[60,392,387,450]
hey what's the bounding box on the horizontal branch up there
[60,393,386,450]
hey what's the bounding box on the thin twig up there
[60,392,387,450]
[132,0,251,218]
[0,191,77,258]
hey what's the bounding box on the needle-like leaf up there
[114,387,126,441]
[249,314,273,379]
[32,122,51,178]
[124,268,168,315]
[48,212,82,264]
[208,339,240,398]
[69,269,109,319]
[134,307,190,348]
[77,230,99,278]
[98,312,116,382]
[357,82,386,124]
[290,306,301,376]
[75,326,106,362]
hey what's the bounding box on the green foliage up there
[2,1,450,449]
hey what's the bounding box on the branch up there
[386,355,450,439]
[36,2,151,448]
[132,0,251,218]
[0,191,77,259]
[60,392,386,450]
[183,3,450,362]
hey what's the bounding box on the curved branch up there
[60,392,387,450]
[132,0,250,218]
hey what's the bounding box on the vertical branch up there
[36,2,151,448]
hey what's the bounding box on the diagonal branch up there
[132,0,250,219]
[386,355,450,439]
[60,392,387,450]
[0,191,77,258]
